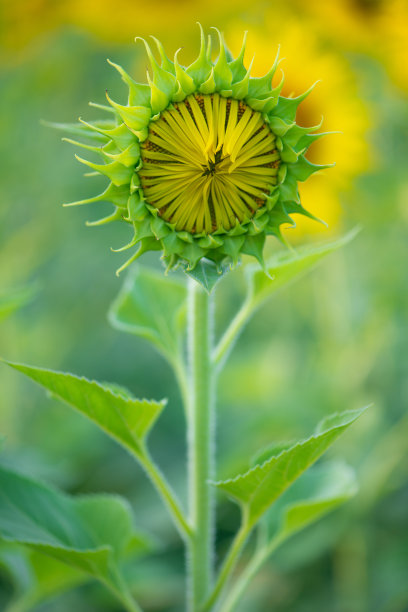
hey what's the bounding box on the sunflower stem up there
[213,297,254,369]
[187,279,215,611]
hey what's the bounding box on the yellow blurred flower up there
[1,0,246,55]
[292,0,408,93]
[227,18,371,238]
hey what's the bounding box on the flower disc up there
[140,94,279,234]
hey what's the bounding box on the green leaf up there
[0,465,149,595]
[185,258,229,293]
[246,229,359,308]
[3,361,166,459]
[213,408,365,529]
[266,461,357,545]
[109,265,187,360]
[0,285,36,321]
[0,545,86,612]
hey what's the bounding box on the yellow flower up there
[292,0,408,93]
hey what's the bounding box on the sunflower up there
[56,26,333,272]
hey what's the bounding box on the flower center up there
[140,94,280,234]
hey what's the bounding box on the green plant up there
[0,26,365,612]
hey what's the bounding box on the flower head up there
[60,25,333,273]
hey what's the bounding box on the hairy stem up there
[141,450,192,540]
[218,537,283,612]
[187,279,215,610]
[201,523,250,612]
[213,298,253,369]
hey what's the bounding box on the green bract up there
[58,26,333,273]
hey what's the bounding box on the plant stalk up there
[201,523,250,612]
[187,279,215,610]
[141,450,192,540]
[213,298,253,369]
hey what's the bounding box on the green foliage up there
[109,265,187,361]
[186,259,230,293]
[0,546,85,612]
[246,229,359,309]
[214,408,364,529]
[214,231,358,366]
[0,465,149,602]
[220,462,358,612]
[4,361,166,459]
[266,461,357,545]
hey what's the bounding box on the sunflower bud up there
[59,25,333,273]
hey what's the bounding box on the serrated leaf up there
[246,229,359,308]
[109,265,187,360]
[185,258,229,293]
[267,462,357,544]
[3,361,166,459]
[213,408,365,528]
[0,466,149,594]
[0,285,36,321]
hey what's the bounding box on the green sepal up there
[268,116,294,137]
[177,230,194,243]
[231,57,253,99]
[289,155,334,182]
[197,234,224,249]
[248,211,270,234]
[221,235,245,266]
[150,35,176,74]
[162,232,186,257]
[283,120,323,148]
[107,59,151,106]
[132,216,153,241]
[278,172,300,203]
[150,215,171,240]
[186,23,213,86]
[74,155,133,187]
[185,257,229,292]
[284,200,324,224]
[136,37,177,104]
[43,119,113,144]
[212,28,233,91]
[241,233,266,267]
[246,94,279,113]
[265,190,280,211]
[199,68,216,94]
[147,72,171,115]
[79,119,136,151]
[86,208,123,226]
[116,237,161,276]
[247,48,279,98]
[127,193,148,222]
[103,142,140,167]
[272,81,319,122]
[295,131,333,152]
[105,93,152,132]
[183,242,207,270]
[63,182,130,209]
[228,31,248,81]
[173,49,196,97]
[280,141,300,164]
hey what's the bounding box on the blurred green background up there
[0,1,407,610]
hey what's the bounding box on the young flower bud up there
[58,25,333,273]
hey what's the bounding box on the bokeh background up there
[0,1,407,610]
